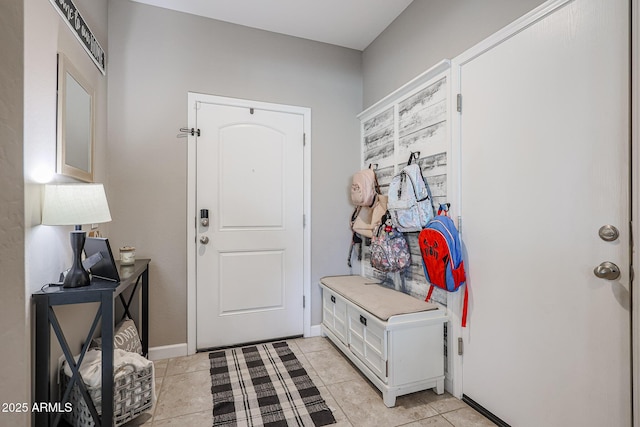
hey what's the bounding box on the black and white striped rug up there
[210,341,336,427]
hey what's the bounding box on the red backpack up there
[418,205,468,327]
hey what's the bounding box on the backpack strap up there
[425,285,435,302]
[347,232,363,268]
[350,206,360,226]
[425,279,468,328]
[461,285,468,328]
[348,206,362,268]
[368,163,381,195]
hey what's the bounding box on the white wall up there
[0,1,28,425]
[107,0,362,346]
[362,0,546,108]
[24,0,109,290]
[22,0,109,412]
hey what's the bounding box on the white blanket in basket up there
[63,349,156,403]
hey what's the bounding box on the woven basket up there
[59,361,153,427]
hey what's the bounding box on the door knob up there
[593,261,620,280]
[200,236,210,245]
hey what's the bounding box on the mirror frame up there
[56,53,95,182]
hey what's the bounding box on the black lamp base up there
[63,230,90,288]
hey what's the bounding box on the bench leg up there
[383,391,396,407]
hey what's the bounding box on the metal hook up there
[178,127,201,137]
[407,151,420,165]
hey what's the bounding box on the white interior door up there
[456,0,630,425]
[195,102,305,349]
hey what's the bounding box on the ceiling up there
[129,0,414,51]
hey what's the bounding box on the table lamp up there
[41,183,112,288]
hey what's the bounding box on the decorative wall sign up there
[49,0,106,75]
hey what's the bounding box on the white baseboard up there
[148,343,188,361]
[309,324,322,337]
[163,327,323,360]
[445,376,458,398]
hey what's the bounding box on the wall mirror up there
[57,53,94,182]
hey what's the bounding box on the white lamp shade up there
[42,183,112,226]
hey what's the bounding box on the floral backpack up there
[370,214,411,273]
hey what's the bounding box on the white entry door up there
[195,101,305,349]
[456,0,630,425]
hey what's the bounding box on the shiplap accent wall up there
[357,60,451,306]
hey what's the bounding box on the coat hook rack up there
[177,127,201,138]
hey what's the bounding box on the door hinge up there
[303,295,306,308]
[303,214,306,228]
[385,360,389,377]
[457,216,462,233]
[303,133,306,146]
[456,94,462,113]
[458,337,463,356]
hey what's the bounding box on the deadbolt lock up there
[598,225,619,242]
[200,209,209,227]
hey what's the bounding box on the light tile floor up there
[124,337,496,427]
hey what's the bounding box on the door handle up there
[593,261,620,280]
[200,236,210,245]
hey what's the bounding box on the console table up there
[33,259,150,427]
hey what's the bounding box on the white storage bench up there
[320,275,447,407]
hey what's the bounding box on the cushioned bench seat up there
[320,275,438,321]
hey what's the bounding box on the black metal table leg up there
[142,267,149,357]
[102,292,114,427]
[35,297,50,427]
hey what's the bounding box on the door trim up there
[186,93,311,355]
[632,1,639,425]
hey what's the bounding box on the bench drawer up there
[322,289,347,344]
[347,306,387,380]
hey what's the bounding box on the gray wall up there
[362,0,546,108]
[107,0,362,347]
[0,0,28,425]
